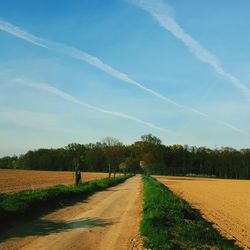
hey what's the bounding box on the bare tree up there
[119,162,127,176]
[102,137,123,178]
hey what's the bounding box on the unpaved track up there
[0,176,143,250]
[155,176,250,250]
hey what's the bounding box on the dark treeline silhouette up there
[0,134,250,179]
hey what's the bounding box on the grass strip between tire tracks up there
[0,174,134,230]
[141,175,242,250]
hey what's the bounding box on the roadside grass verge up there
[0,174,133,231]
[141,175,242,250]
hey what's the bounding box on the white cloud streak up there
[129,0,250,98]
[0,19,192,111]
[15,79,175,134]
[0,19,246,135]
[0,19,222,115]
[0,20,47,48]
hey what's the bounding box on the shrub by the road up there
[141,175,242,250]
[0,174,133,229]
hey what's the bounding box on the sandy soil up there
[0,175,143,250]
[155,176,250,250]
[0,169,109,193]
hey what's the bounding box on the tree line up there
[1,134,250,179]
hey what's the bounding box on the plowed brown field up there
[155,176,250,250]
[0,169,108,193]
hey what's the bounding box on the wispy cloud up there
[15,79,175,134]
[129,0,250,98]
[0,19,246,135]
[0,19,221,117]
[0,20,47,48]
[0,107,64,131]
[0,19,193,111]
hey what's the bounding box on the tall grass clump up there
[141,175,242,250]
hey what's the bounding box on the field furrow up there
[155,176,250,250]
[0,169,108,193]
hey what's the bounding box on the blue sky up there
[0,0,250,156]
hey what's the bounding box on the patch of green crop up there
[141,176,242,250]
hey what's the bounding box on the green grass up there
[0,175,133,229]
[141,175,242,250]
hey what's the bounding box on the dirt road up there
[0,176,143,250]
[0,169,109,193]
[155,176,250,250]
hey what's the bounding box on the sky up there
[0,0,250,156]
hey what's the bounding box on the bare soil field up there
[155,176,250,250]
[0,169,109,193]
[0,175,143,250]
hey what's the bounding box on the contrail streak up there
[14,79,175,134]
[0,20,47,48]
[0,19,246,135]
[129,0,250,98]
[0,19,191,111]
